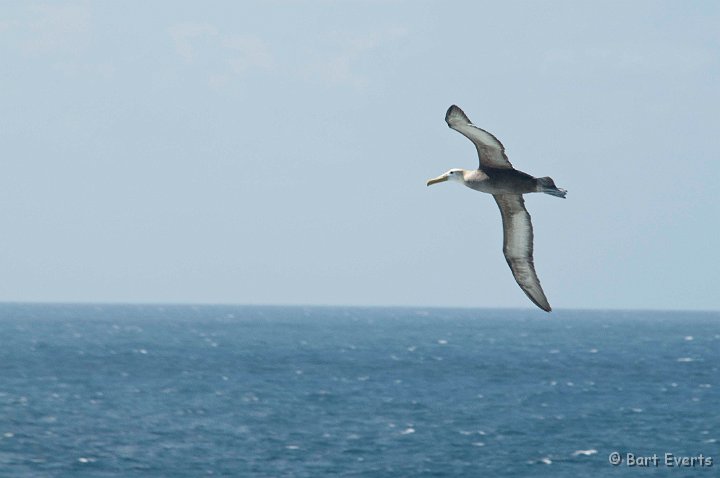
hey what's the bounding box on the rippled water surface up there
[0,304,718,477]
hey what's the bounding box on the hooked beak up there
[426,174,449,186]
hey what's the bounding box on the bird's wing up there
[493,194,551,312]
[445,105,513,169]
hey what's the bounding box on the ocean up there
[0,304,717,477]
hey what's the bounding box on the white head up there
[426,168,465,186]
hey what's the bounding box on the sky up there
[1,1,719,311]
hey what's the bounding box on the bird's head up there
[426,168,465,186]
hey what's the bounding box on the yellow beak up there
[426,175,448,186]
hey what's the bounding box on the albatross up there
[427,105,566,312]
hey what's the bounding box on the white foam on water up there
[285,445,300,450]
[677,357,694,362]
[684,336,694,341]
[572,449,597,456]
[400,428,415,435]
[540,457,552,465]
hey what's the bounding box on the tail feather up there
[537,176,567,198]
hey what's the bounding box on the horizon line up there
[0,300,718,315]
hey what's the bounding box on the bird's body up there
[462,168,537,195]
[427,105,566,312]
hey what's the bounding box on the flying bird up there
[427,105,566,312]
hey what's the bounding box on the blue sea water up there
[0,304,718,477]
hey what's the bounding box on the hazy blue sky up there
[1,1,718,310]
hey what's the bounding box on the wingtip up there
[445,104,469,126]
[536,302,552,313]
[532,297,552,312]
[524,290,552,313]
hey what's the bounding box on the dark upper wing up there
[445,105,513,169]
[493,194,551,312]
